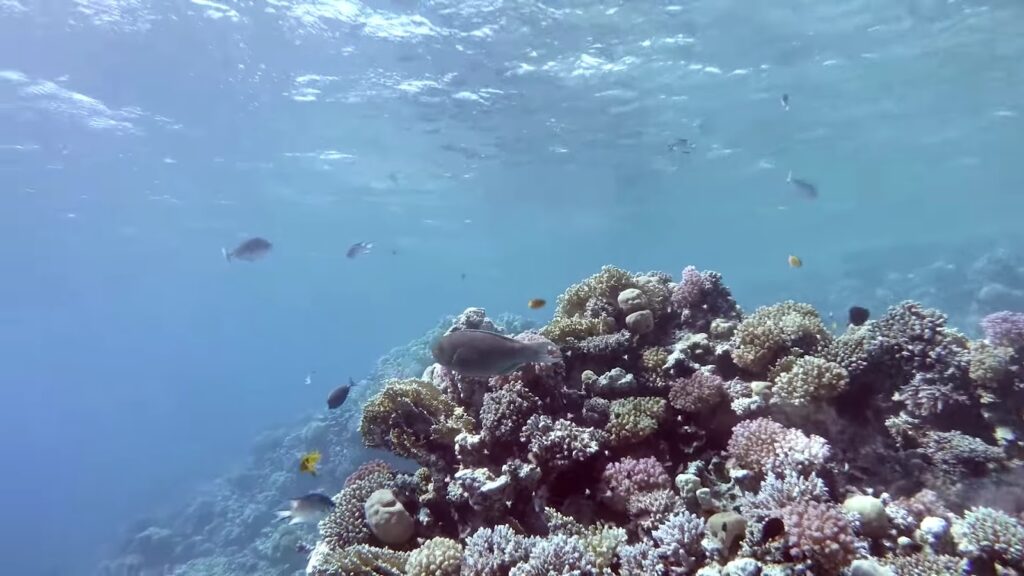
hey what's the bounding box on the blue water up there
[1,0,1023,573]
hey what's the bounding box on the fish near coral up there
[327,377,360,410]
[275,493,335,525]
[528,298,546,310]
[298,450,321,476]
[431,329,562,378]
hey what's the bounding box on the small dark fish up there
[781,93,790,110]
[786,171,818,199]
[460,273,466,281]
[388,171,399,185]
[275,493,335,525]
[848,306,870,326]
[432,329,562,378]
[761,517,785,543]
[223,237,272,262]
[346,241,374,259]
[667,138,693,153]
[391,249,398,256]
[327,377,358,410]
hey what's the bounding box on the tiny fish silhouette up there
[848,306,870,326]
[327,377,359,410]
[432,329,562,378]
[223,237,272,262]
[788,255,802,268]
[346,241,374,258]
[527,298,546,310]
[786,171,818,199]
[781,93,790,110]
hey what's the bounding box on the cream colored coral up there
[771,356,849,405]
[406,537,462,576]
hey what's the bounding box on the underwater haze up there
[1,0,1023,574]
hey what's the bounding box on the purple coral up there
[671,266,742,333]
[668,371,726,413]
[981,311,1024,348]
[780,501,860,572]
[603,456,671,498]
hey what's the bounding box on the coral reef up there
[102,264,1024,576]
[299,265,1024,576]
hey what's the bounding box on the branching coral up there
[952,506,1024,568]
[779,501,860,573]
[521,414,607,470]
[479,381,541,446]
[668,371,726,413]
[671,266,742,334]
[359,378,476,467]
[730,301,831,374]
[726,417,830,475]
[319,469,395,550]
[769,355,849,406]
[980,311,1024,348]
[605,396,666,445]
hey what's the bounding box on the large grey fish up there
[431,329,562,378]
[223,237,272,262]
[275,493,335,525]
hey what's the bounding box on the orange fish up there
[527,298,546,310]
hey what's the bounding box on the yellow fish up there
[527,298,546,310]
[788,255,803,268]
[299,450,321,476]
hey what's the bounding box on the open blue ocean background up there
[1,0,1022,574]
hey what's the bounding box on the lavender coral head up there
[980,311,1024,348]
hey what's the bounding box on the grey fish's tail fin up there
[274,510,291,522]
[222,247,232,263]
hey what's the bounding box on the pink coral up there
[668,371,726,413]
[981,311,1024,348]
[726,418,830,475]
[603,456,671,498]
[780,501,859,572]
[344,460,392,488]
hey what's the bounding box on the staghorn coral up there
[359,378,476,467]
[730,301,831,374]
[668,370,727,413]
[461,525,533,575]
[671,266,742,334]
[739,470,830,517]
[606,396,666,445]
[769,355,849,406]
[508,533,605,576]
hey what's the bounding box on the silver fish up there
[786,171,818,199]
[346,241,374,259]
[431,329,562,378]
[223,237,272,262]
[275,493,335,525]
